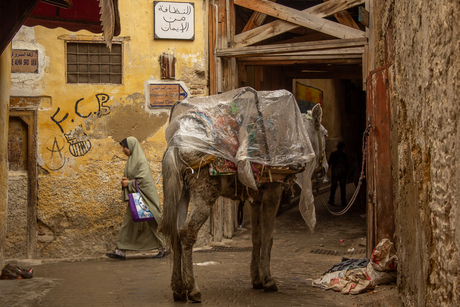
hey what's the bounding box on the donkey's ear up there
[311,104,322,123]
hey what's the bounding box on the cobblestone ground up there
[1,185,401,307]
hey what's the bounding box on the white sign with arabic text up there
[154,1,195,40]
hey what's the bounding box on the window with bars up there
[66,42,122,84]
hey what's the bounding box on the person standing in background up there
[328,141,349,206]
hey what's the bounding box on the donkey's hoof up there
[173,291,187,301]
[252,282,264,289]
[187,289,202,303]
[263,280,278,292]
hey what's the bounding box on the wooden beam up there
[284,70,363,79]
[240,57,362,65]
[323,0,360,30]
[234,0,365,47]
[217,37,366,57]
[226,0,235,89]
[242,0,277,32]
[242,11,267,32]
[218,0,228,92]
[358,6,369,27]
[281,47,364,57]
[209,3,218,95]
[234,0,365,40]
[273,33,336,45]
[243,54,362,60]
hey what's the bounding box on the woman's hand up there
[121,177,129,188]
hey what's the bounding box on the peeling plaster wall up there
[375,1,460,306]
[9,0,208,258]
[6,173,28,259]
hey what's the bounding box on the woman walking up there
[106,137,169,260]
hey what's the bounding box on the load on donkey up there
[159,87,327,302]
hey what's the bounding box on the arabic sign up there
[11,50,39,73]
[149,83,188,108]
[154,1,194,40]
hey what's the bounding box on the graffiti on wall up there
[45,93,111,170]
[44,135,66,171]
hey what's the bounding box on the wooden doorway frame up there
[9,109,37,259]
[207,0,377,245]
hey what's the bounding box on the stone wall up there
[6,173,28,259]
[374,1,460,305]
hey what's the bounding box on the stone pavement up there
[1,185,397,307]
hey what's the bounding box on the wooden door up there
[366,65,394,257]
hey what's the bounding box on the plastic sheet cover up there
[166,87,316,168]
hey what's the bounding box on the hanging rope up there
[316,125,371,216]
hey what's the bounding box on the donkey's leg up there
[171,240,186,301]
[171,190,190,301]
[179,199,211,302]
[250,200,264,289]
[259,184,283,292]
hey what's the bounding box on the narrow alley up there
[1,185,400,307]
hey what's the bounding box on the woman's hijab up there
[120,137,162,217]
[123,137,148,179]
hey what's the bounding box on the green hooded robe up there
[117,137,165,250]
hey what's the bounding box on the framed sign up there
[154,1,194,40]
[12,50,39,73]
[149,83,188,108]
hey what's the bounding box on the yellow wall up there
[0,44,11,266]
[9,0,208,258]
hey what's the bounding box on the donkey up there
[159,89,326,302]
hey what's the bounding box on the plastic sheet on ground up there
[312,239,398,295]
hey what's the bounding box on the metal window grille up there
[67,42,122,84]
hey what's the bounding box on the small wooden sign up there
[12,50,39,73]
[154,1,195,40]
[149,83,188,108]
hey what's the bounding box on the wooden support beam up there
[323,0,360,30]
[242,0,276,32]
[234,0,365,40]
[209,3,218,95]
[234,0,365,47]
[284,70,363,79]
[218,0,228,92]
[242,54,362,60]
[281,47,364,57]
[217,37,366,57]
[243,11,267,32]
[358,6,369,27]
[240,57,362,65]
[228,0,238,90]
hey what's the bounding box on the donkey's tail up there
[159,146,183,249]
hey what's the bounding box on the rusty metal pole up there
[0,43,11,268]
